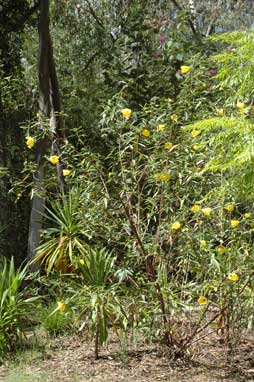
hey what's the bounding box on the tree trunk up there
[48,36,65,193]
[27,0,51,262]
[27,0,65,263]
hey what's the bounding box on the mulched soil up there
[1,333,254,381]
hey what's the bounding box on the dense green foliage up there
[2,0,254,362]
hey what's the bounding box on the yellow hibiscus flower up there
[157,124,166,131]
[26,136,36,149]
[142,129,151,137]
[217,245,226,255]
[57,301,67,313]
[191,205,201,213]
[165,142,173,150]
[230,219,240,228]
[198,296,208,305]
[170,114,178,123]
[121,108,132,119]
[216,108,224,115]
[180,65,191,74]
[49,155,59,165]
[171,221,182,230]
[228,273,239,282]
[225,204,234,212]
[202,207,211,217]
[191,130,201,138]
[63,169,71,177]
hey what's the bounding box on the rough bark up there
[27,0,65,262]
[48,36,65,193]
[27,0,50,262]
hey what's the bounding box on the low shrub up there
[0,257,38,361]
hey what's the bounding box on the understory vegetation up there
[1,0,254,367]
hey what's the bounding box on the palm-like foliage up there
[79,247,116,287]
[75,248,126,358]
[32,188,89,275]
[0,258,37,358]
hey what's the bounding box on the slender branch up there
[119,192,174,347]
[181,272,254,350]
[120,193,152,272]
[155,185,163,249]
[81,51,100,73]
[84,0,104,29]
[170,0,199,37]
[206,20,216,36]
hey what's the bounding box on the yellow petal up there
[193,145,201,152]
[202,207,211,217]
[171,221,182,230]
[191,130,201,138]
[217,245,226,255]
[230,219,240,228]
[236,102,245,109]
[57,301,67,312]
[63,169,71,177]
[200,240,207,249]
[216,108,224,115]
[165,142,173,150]
[26,136,35,149]
[121,108,132,119]
[198,296,208,305]
[228,273,239,282]
[157,124,166,131]
[142,129,151,137]
[156,173,171,182]
[225,204,234,212]
[170,114,178,122]
[49,155,59,165]
[181,65,191,74]
[191,205,201,213]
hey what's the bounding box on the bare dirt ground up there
[1,333,254,382]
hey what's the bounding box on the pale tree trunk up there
[27,0,50,264]
[48,36,65,193]
[188,0,197,28]
[170,0,198,36]
[188,0,196,17]
[28,0,64,263]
